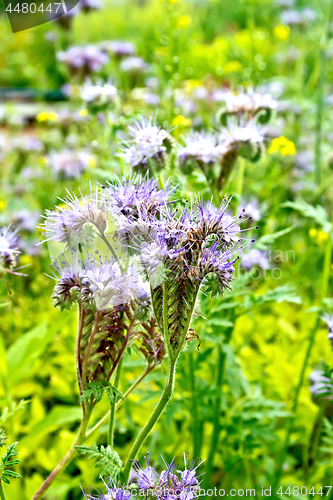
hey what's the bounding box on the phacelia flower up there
[49,150,96,178]
[241,248,270,270]
[103,175,175,218]
[119,56,148,74]
[221,88,277,116]
[122,118,171,171]
[80,0,102,12]
[100,40,136,57]
[239,199,261,221]
[309,370,333,400]
[130,453,203,499]
[57,45,109,74]
[41,189,107,250]
[80,79,118,107]
[178,132,227,168]
[0,225,20,271]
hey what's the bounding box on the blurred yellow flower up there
[316,230,329,245]
[172,115,191,127]
[268,136,296,156]
[224,60,243,73]
[79,109,88,117]
[273,25,290,41]
[0,200,7,211]
[309,227,330,245]
[38,156,47,165]
[177,15,191,29]
[88,156,97,168]
[20,255,33,266]
[36,111,58,123]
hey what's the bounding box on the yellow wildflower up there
[316,231,329,245]
[268,136,296,156]
[79,109,88,117]
[309,228,317,239]
[177,15,191,29]
[36,111,58,123]
[0,200,7,211]
[273,25,290,41]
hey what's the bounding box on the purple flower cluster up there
[57,45,109,73]
[100,40,136,57]
[83,453,203,500]
[122,119,171,170]
[241,249,269,271]
[0,225,20,272]
[49,150,96,178]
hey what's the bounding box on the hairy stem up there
[31,408,92,500]
[81,311,101,390]
[0,482,7,500]
[189,350,199,458]
[204,343,226,488]
[121,357,177,484]
[108,358,123,448]
[86,365,153,439]
[273,316,320,488]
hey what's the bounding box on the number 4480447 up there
[6,3,62,13]
[277,486,332,496]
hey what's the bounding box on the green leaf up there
[21,406,82,444]
[0,400,29,424]
[6,314,72,388]
[75,443,123,478]
[2,470,21,479]
[281,200,331,232]
[254,226,294,250]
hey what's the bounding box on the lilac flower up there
[41,188,107,249]
[322,313,333,350]
[221,88,277,115]
[80,79,118,106]
[80,0,102,12]
[239,199,261,221]
[122,118,170,170]
[11,209,40,232]
[178,132,227,167]
[100,40,136,57]
[103,175,174,218]
[49,150,96,178]
[120,56,148,74]
[11,137,43,153]
[241,249,270,270]
[309,370,333,400]
[51,253,139,311]
[57,45,109,73]
[220,121,264,148]
[0,225,20,271]
[131,453,203,500]
[281,8,316,26]
[83,479,133,500]
[144,92,160,106]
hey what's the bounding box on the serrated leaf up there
[254,226,294,250]
[281,200,331,232]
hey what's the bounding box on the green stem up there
[189,350,199,457]
[204,315,235,488]
[321,223,332,301]
[108,359,123,448]
[314,0,333,185]
[86,365,153,439]
[204,343,226,488]
[273,316,320,489]
[121,357,177,484]
[309,402,326,468]
[0,481,7,500]
[236,157,246,200]
[31,407,92,500]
